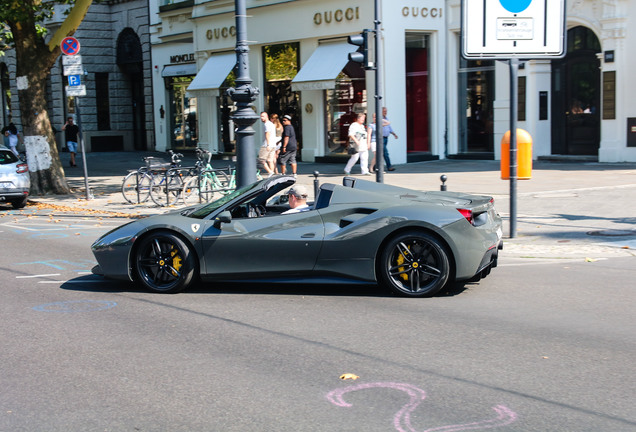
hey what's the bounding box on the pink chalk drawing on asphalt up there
[326,382,518,432]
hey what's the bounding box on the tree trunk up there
[12,18,70,195]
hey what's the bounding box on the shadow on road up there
[60,275,472,298]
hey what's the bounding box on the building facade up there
[149,0,635,163]
[0,0,154,153]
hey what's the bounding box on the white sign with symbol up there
[462,0,565,59]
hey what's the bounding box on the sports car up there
[91,175,503,297]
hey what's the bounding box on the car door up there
[200,210,325,278]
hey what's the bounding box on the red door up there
[405,48,429,152]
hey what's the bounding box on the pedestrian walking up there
[62,116,79,167]
[278,114,298,177]
[382,107,398,171]
[258,112,276,177]
[344,113,370,176]
[270,113,284,174]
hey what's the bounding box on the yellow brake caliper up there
[396,246,410,282]
[170,247,182,276]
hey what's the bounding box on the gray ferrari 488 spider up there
[92,175,503,297]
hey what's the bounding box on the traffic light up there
[348,29,372,69]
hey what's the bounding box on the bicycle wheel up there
[150,171,184,207]
[182,175,206,206]
[122,172,152,204]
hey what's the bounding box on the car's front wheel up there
[134,231,197,293]
[379,231,450,297]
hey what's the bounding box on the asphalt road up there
[0,204,634,431]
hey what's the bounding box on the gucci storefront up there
[150,0,636,163]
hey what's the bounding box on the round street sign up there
[61,37,81,56]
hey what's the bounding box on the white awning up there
[291,41,352,91]
[161,63,197,77]
[187,52,236,97]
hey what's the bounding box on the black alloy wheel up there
[134,231,196,293]
[380,231,450,297]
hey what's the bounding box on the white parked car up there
[0,146,30,209]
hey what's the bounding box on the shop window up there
[325,63,366,156]
[168,76,197,150]
[95,72,111,130]
[458,52,495,154]
[262,43,301,154]
[405,33,431,153]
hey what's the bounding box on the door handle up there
[301,233,316,238]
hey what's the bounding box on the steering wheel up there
[249,203,266,217]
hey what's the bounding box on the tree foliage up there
[264,43,298,81]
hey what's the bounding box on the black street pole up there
[374,0,384,183]
[227,0,259,188]
[509,58,519,238]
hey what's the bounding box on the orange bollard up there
[501,129,532,180]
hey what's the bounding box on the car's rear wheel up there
[134,231,196,293]
[11,196,27,209]
[379,231,450,297]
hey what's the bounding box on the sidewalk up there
[29,151,636,259]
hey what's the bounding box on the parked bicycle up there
[181,148,230,206]
[121,150,187,206]
[149,151,196,207]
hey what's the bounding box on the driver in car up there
[282,185,310,214]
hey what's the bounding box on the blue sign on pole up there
[68,75,82,87]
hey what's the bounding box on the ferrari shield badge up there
[191,224,200,233]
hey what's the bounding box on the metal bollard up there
[440,174,447,191]
[313,171,320,200]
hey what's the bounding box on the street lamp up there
[227,0,259,188]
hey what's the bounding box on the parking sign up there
[462,0,566,59]
[68,75,82,87]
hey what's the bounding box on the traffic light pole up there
[373,0,384,184]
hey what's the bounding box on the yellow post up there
[501,129,532,180]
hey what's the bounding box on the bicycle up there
[148,151,192,207]
[181,148,230,206]
[121,154,172,204]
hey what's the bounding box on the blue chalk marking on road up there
[499,0,532,13]
[30,232,69,239]
[33,300,117,313]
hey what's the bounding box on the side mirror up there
[214,211,232,228]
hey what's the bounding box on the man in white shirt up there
[258,112,276,176]
[282,185,310,214]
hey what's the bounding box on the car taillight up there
[16,163,28,174]
[457,208,473,225]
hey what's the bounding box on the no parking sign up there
[61,37,81,56]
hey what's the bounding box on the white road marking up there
[16,273,61,278]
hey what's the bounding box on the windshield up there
[187,181,262,219]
